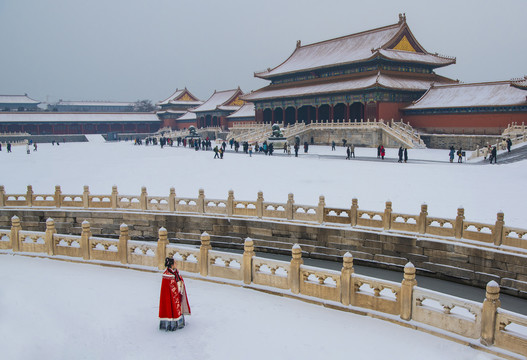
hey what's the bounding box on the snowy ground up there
[0,254,503,360]
[1,135,526,227]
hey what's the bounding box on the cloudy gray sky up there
[0,0,525,104]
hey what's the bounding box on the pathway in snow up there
[0,254,504,360]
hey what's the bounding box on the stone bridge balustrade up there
[0,185,525,252]
[1,216,526,357]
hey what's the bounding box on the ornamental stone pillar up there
[199,232,211,276]
[0,185,5,207]
[82,185,90,208]
[169,187,176,212]
[156,227,168,270]
[45,218,56,255]
[290,244,303,294]
[80,220,92,260]
[26,185,33,207]
[54,185,62,208]
[340,252,354,306]
[383,201,392,230]
[243,237,255,285]
[140,186,148,211]
[197,189,205,214]
[350,198,358,226]
[480,281,500,346]
[286,193,294,220]
[111,185,118,210]
[256,191,264,219]
[227,190,234,217]
[317,195,325,224]
[119,223,129,264]
[492,212,505,246]
[418,204,427,234]
[455,207,464,239]
[400,262,417,321]
[10,215,21,252]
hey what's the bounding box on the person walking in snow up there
[404,148,408,163]
[380,145,385,160]
[294,143,299,157]
[490,146,497,164]
[213,146,219,159]
[506,138,512,153]
[449,146,455,163]
[248,145,253,157]
[457,147,463,163]
[398,146,403,163]
[346,146,351,160]
[350,144,355,158]
[331,141,336,151]
[377,145,381,158]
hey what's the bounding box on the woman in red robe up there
[159,257,191,331]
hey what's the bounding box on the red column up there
[295,107,298,123]
[346,104,350,122]
[282,108,286,125]
[315,106,319,123]
[330,105,334,121]
[271,109,275,124]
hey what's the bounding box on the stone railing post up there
[256,191,264,218]
[80,220,92,260]
[350,198,358,226]
[317,195,325,224]
[243,237,255,285]
[290,244,303,294]
[492,212,505,246]
[26,185,33,207]
[156,227,168,270]
[54,185,62,208]
[10,215,21,252]
[418,204,427,234]
[199,232,211,276]
[111,185,118,210]
[140,186,148,211]
[400,262,417,320]
[0,185,5,207]
[45,218,56,255]
[227,190,234,217]
[455,207,465,239]
[476,145,480,157]
[340,252,355,306]
[118,223,129,265]
[286,193,294,220]
[197,189,205,214]
[480,281,500,346]
[83,185,90,208]
[169,187,176,212]
[383,201,392,230]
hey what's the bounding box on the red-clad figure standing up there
[159,257,191,331]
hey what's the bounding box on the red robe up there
[159,268,191,321]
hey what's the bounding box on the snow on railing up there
[1,221,525,357]
[1,185,526,252]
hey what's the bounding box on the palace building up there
[242,14,527,134]
[156,88,203,129]
[0,94,41,112]
[190,88,245,129]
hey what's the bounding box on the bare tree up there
[133,99,155,112]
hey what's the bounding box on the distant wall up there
[0,134,88,144]
[420,134,502,150]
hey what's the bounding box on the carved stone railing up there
[1,185,526,254]
[1,220,525,358]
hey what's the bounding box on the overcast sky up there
[0,0,525,104]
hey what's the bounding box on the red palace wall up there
[404,112,527,135]
[378,102,405,122]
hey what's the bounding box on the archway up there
[284,107,296,126]
[263,108,273,124]
[205,115,212,127]
[273,108,283,124]
[350,102,364,122]
[318,104,330,122]
[334,103,346,122]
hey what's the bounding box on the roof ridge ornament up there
[296,40,301,48]
[398,13,406,24]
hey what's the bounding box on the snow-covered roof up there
[156,88,202,106]
[243,72,452,101]
[0,94,40,104]
[404,81,527,110]
[0,112,160,123]
[511,76,527,90]
[156,110,186,115]
[255,18,454,79]
[54,101,135,106]
[378,49,454,66]
[227,103,255,119]
[176,111,197,121]
[191,89,242,113]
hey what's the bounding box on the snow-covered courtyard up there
[1,136,526,228]
[0,254,504,360]
[1,136,526,359]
